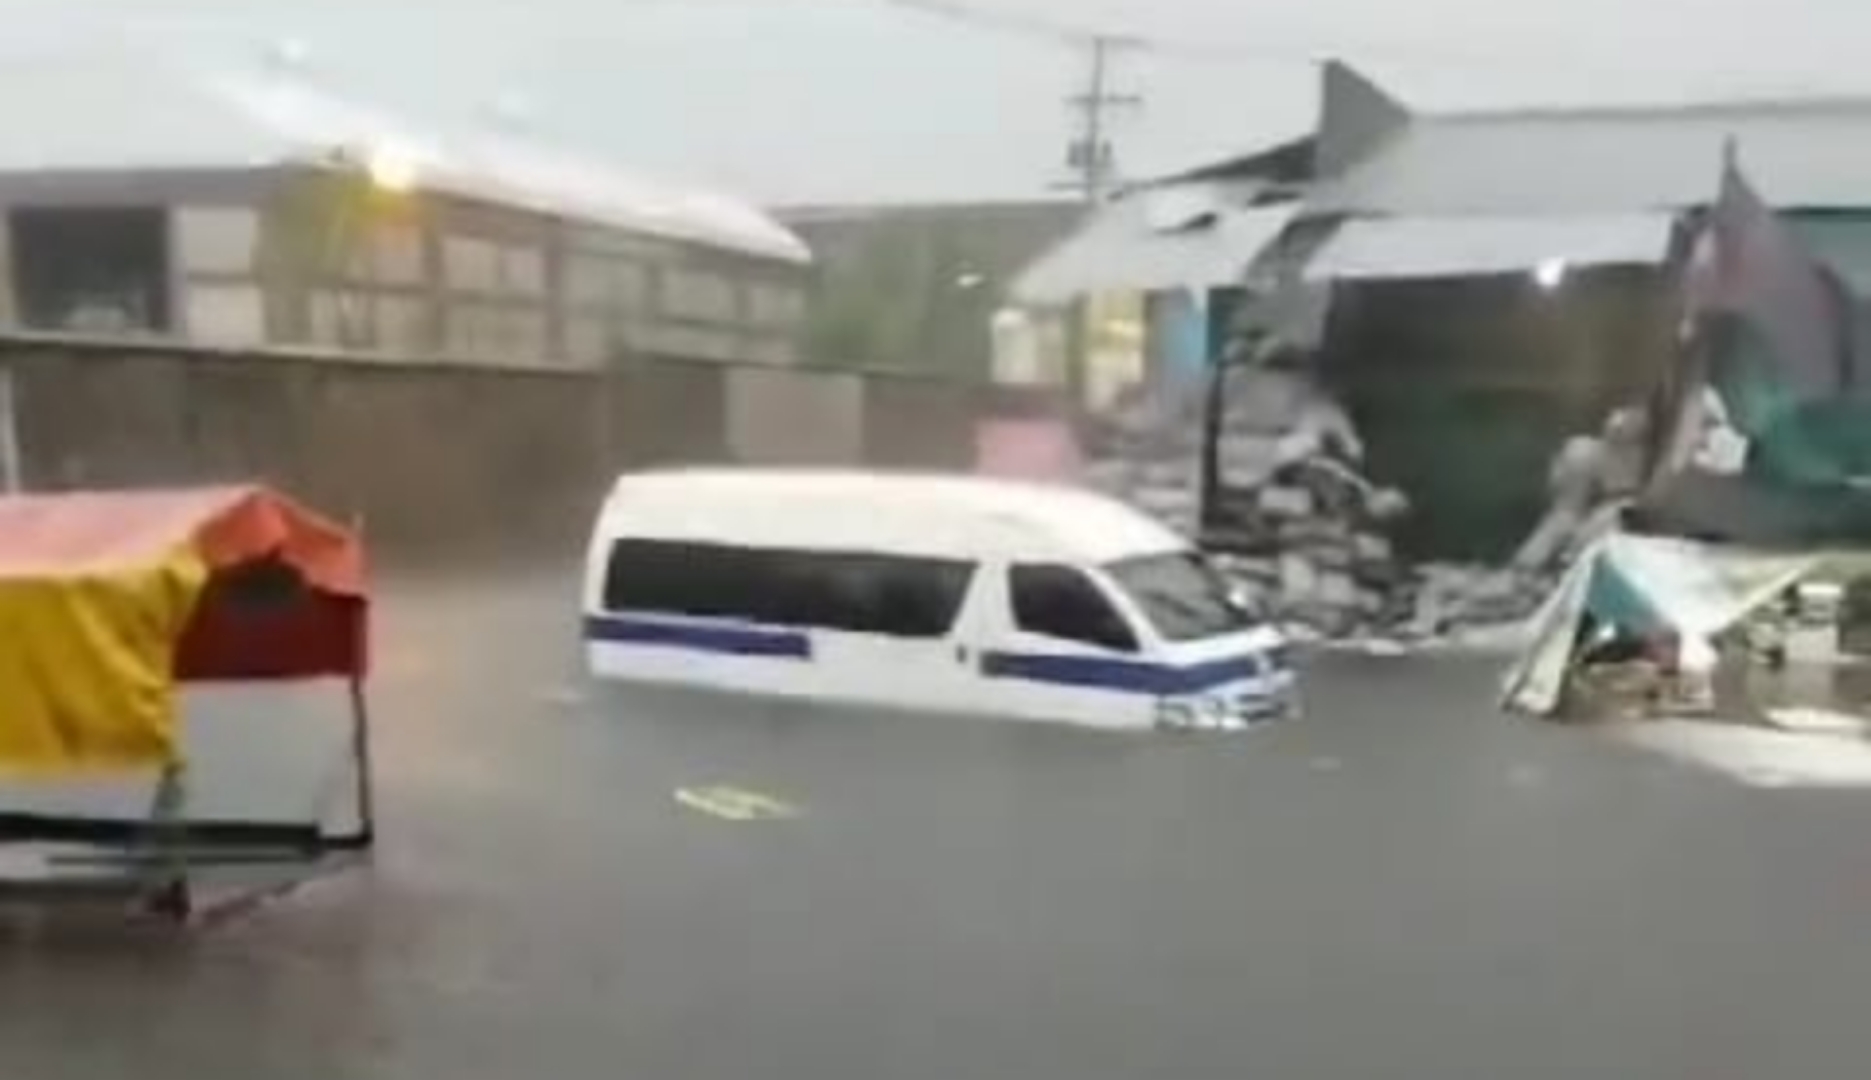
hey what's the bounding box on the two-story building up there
[0,49,811,367]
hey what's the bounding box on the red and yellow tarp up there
[0,486,367,774]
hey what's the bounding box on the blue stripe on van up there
[979,651,1266,696]
[584,614,812,659]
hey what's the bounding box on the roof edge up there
[1315,60,1413,178]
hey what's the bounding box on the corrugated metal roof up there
[1304,212,1676,282]
[0,50,807,263]
[1306,100,1871,217]
[1011,186,1295,305]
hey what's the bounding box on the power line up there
[871,0,1332,62]
[871,0,1117,48]
[866,0,1586,70]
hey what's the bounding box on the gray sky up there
[9,0,1871,205]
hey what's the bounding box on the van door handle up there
[955,645,971,664]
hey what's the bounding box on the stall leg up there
[143,762,192,922]
[347,676,377,850]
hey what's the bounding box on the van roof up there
[599,469,1187,565]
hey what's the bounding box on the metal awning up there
[1303,212,1677,282]
[1012,193,1296,305]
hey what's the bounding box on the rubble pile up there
[1406,401,1659,638]
[1509,405,1649,579]
[1205,455,1416,639]
[1083,367,1425,639]
[1080,367,1660,645]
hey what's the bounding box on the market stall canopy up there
[1500,531,1819,716]
[1304,212,1677,282]
[0,486,368,773]
[1011,189,1296,305]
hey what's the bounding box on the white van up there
[581,470,1296,731]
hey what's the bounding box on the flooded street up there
[4,567,1871,1078]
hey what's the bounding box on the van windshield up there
[1104,552,1259,643]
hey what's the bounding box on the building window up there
[444,235,545,296]
[567,254,649,309]
[442,236,501,292]
[377,295,433,355]
[9,207,172,333]
[368,224,425,286]
[175,207,258,275]
[1008,564,1138,652]
[501,245,545,296]
[614,262,649,308]
[566,254,608,306]
[564,314,614,365]
[310,289,376,349]
[443,303,484,358]
[661,267,735,322]
[505,308,547,359]
[746,282,804,327]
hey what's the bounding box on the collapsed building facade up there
[1012,60,1871,640]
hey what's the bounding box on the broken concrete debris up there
[1511,406,1649,577]
[1083,366,1549,643]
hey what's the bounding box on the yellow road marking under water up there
[674,785,800,821]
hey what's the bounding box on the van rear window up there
[604,539,974,639]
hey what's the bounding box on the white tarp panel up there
[0,684,360,836]
[1601,534,1815,641]
[1305,212,1675,282]
[1013,197,1295,305]
[1498,551,1597,717]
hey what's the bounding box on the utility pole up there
[1058,35,1141,406]
[1060,34,1141,203]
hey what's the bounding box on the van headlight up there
[1155,698,1198,730]
[1157,696,1237,731]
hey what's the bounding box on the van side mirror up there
[1200,555,1256,615]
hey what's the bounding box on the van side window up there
[1008,564,1138,653]
[605,540,974,639]
[604,539,758,621]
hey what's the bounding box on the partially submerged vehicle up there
[0,485,374,923]
[582,469,1295,731]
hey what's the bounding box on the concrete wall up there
[0,335,1006,564]
[861,377,986,471]
[724,364,864,465]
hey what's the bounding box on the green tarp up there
[1708,324,1871,488]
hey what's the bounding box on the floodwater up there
[4,568,1871,1078]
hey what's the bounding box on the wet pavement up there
[4,568,1871,1078]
